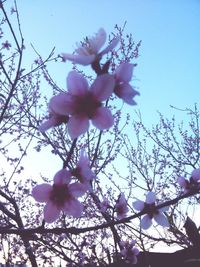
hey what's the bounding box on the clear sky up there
[13,0,200,126]
[2,0,199,178]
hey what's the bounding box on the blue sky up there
[14,0,200,126]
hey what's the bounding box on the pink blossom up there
[50,71,115,138]
[100,197,111,213]
[178,168,200,193]
[39,111,69,133]
[71,149,95,190]
[115,193,129,219]
[32,169,85,223]
[120,240,139,264]
[133,192,169,229]
[61,28,119,65]
[114,62,139,105]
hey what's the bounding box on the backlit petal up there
[67,71,88,96]
[132,200,145,211]
[154,212,169,227]
[146,191,156,204]
[115,62,134,82]
[44,202,60,223]
[39,115,67,132]
[92,107,114,130]
[100,36,119,55]
[191,168,200,181]
[53,169,71,185]
[177,176,187,188]
[141,214,152,229]
[68,115,89,139]
[32,184,52,202]
[63,199,83,217]
[89,28,106,53]
[91,74,114,101]
[69,182,87,197]
[49,93,75,115]
[61,53,95,65]
[116,83,139,105]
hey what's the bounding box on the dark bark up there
[108,246,200,267]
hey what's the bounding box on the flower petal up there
[132,200,145,211]
[44,202,60,223]
[49,93,75,115]
[63,199,83,217]
[89,28,107,53]
[141,214,152,229]
[100,36,119,55]
[68,115,89,139]
[69,182,87,197]
[39,114,68,133]
[92,107,114,130]
[39,118,57,133]
[53,169,71,185]
[159,206,169,212]
[67,71,88,96]
[91,74,114,101]
[146,191,156,204]
[115,83,139,105]
[32,184,52,202]
[191,168,200,181]
[61,53,95,66]
[177,176,187,188]
[154,212,169,227]
[115,62,134,82]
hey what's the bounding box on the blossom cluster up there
[32,151,95,223]
[33,28,140,224]
[39,28,139,139]
[31,28,200,265]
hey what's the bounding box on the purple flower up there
[114,62,139,105]
[39,111,69,133]
[120,240,139,264]
[115,192,129,219]
[100,197,110,212]
[178,168,200,193]
[2,40,11,50]
[32,169,85,223]
[71,149,95,190]
[61,28,119,65]
[50,71,115,138]
[133,192,169,230]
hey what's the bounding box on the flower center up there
[71,167,83,182]
[75,92,101,118]
[143,203,158,219]
[50,184,69,207]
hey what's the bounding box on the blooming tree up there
[0,1,200,267]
